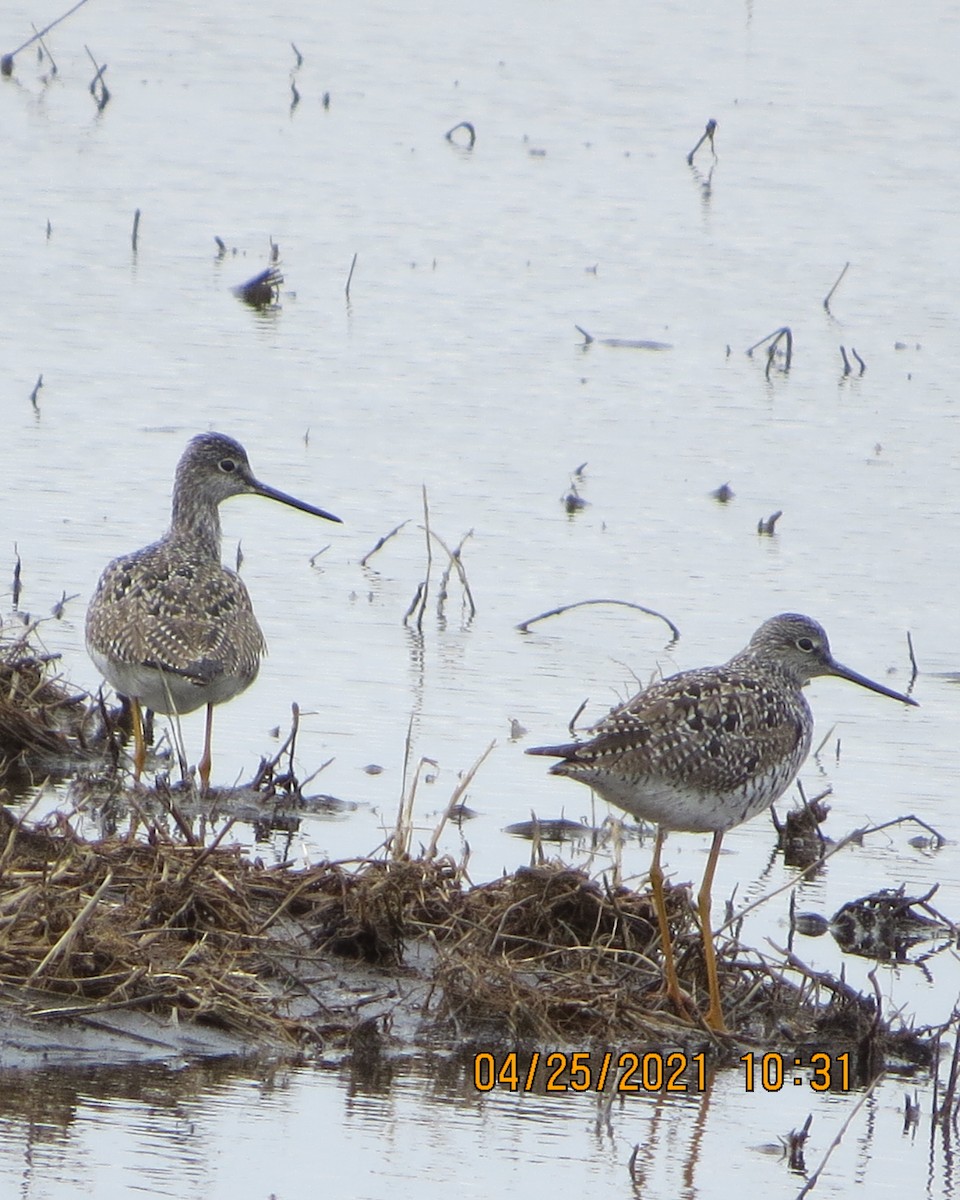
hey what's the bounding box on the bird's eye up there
[219,458,237,473]
[797,637,815,652]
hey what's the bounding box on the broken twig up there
[823,262,850,313]
[517,599,680,642]
[360,519,410,568]
[686,118,718,165]
[2,0,92,74]
[84,45,109,110]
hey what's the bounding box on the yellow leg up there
[649,826,685,1014]
[131,698,146,782]
[197,703,214,794]
[699,831,727,1033]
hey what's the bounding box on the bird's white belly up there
[89,648,256,714]
[589,768,797,834]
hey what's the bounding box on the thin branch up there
[846,812,945,849]
[906,630,918,684]
[3,0,92,66]
[517,598,680,643]
[939,1023,960,1130]
[180,818,239,884]
[428,528,476,621]
[686,118,718,165]
[566,697,589,738]
[84,45,109,110]
[12,547,23,610]
[406,486,432,632]
[763,327,793,377]
[402,581,425,625]
[823,262,850,313]
[360,519,409,568]
[30,23,58,74]
[746,326,792,363]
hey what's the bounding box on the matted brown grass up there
[0,623,940,1068]
[0,807,938,1070]
[0,623,92,770]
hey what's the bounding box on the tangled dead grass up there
[0,622,93,773]
[0,807,312,1045]
[0,621,942,1071]
[0,805,938,1072]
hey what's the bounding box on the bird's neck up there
[168,494,223,560]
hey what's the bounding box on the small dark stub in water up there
[232,266,283,309]
[505,816,597,843]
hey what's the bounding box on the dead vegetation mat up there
[0,624,95,776]
[0,808,936,1071]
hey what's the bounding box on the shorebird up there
[527,613,917,1032]
[86,432,341,791]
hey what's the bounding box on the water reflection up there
[0,1046,952,1198]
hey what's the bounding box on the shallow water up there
[0,1054,950,1199]
[1,0,959,1195]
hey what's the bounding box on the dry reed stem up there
[3,0,91,65]
[823,262,850,312]
[28,870,114,980]
[424,740,495,859]
[429,528,477,621]
[411,485,432,631]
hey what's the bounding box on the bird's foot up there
[649,980,700,1024]
[652,983,729,1034]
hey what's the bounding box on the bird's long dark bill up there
[253,479,342,524]
[831,660,918,706]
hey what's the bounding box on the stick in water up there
[686,118,718,165]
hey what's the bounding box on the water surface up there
[1,0,958,1195]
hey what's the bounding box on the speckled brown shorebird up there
[528,613,917,1032]
[86,432,341,791]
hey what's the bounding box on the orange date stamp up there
[473,1050,853,1094]
[472,1050,708,1094]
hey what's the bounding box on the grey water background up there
[1,0,958,1195]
